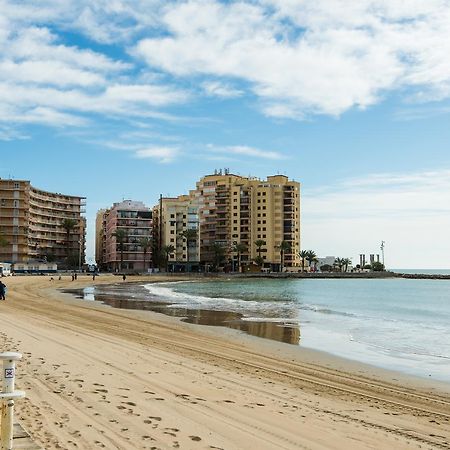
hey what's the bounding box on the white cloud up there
[303,168,450,268]
[202,81,243,98]
[133,0,450,118]
[207,144,285,160]
[0,60,105,87]
[134,147,180,163]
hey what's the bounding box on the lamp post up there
[78,238,83,272]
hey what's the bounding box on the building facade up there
[97,200,153,271]
[0,178,86,266]
[152,194,200,270]
[154,171,301,271]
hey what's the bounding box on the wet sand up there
[63,283,301,345]
[0,274,449,449]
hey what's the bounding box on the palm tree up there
[180,228,197,271]
[277,241,291,272]
[305,250,317,272]
[162,244,175,272]
[211,242,226,270]
[113,228,127,271]
[334,257,344,272]
[139,236,152,272]
[254,239,266,260]
[61,218,78,267]
[342,258,352,273]
[232,242,247,272]
[299,250,308,272]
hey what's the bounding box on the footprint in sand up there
[189,436,202,442]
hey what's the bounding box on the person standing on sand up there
[0,281,6,300]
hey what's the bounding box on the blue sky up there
[1,0,450,268]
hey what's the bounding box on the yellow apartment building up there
[0,178,86,266]
[154,170,300,271]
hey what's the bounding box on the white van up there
[0,263,12,277]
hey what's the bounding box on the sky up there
[1,0,450,268]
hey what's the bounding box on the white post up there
[0,352,25,450]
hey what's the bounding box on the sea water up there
[144,278,450,383]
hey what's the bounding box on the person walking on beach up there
[122,274,126,281]
[0,281,6,300]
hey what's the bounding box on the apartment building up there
[154,170,301,270]
[97,200,152,271]
[0,178,86,266]
[152,194,199,270]
[95,208,108,270]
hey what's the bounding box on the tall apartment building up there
[152,194,200,270]
[96,200,152,271]
[0,178,86,266]
[154,171,301,270]
[95,208,108,269]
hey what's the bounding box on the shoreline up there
[64,278,450,384]
[1,274,449,449]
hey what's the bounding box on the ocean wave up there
[144,283,261,308]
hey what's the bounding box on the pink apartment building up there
[99,200,153,272]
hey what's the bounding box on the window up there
[170,230,175,234]
[14,182,19,189]
[170,214,175,218]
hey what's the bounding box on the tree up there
[254,255,264,267]
[254,239,266,260]
[0,232,8,250]
[320,264,333,272]
[305,250,317,272]
[113,228,127,271]
[232,242,247,272]
[342,258,352,273]
[211,242,226,270]
[139,236,152,272]
[277,241,291,272]
[334,257,344,272]
[180,228,198,271]
[299,250,308,272]
[371,261,385,272]
[61,218,78,267]
[162,244,175,272]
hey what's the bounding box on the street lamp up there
[78,239,83,272]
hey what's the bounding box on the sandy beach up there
[0,275,449,449]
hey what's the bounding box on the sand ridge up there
[0,274,449,449]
